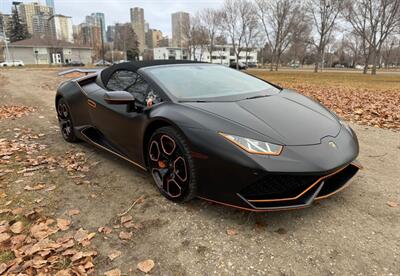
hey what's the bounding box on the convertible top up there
[101,60,204,85]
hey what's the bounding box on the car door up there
[86,69,150,161]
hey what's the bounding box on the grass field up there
[248,70,400,91]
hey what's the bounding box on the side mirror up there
[104,91,135,105]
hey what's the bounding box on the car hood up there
[185,89,341,146]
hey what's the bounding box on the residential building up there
[90,13,106,42]
[171,12,189,48]
[146,29,163,49]
[46,0,55,10]
[17,2,53,35]
[76,23,101,50]
[157,36,170,47]
[130,7,145,53]
[144,21,149,33]
[153,47,189,60]
[32,12,52,38]
[0,13,11,39]
[106,25,115,42]
[5,37,92,65]
[49,14,73,43]
[192,45,258,66]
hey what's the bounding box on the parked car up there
[0,60,24,67]
[229,62,247,70]
[65,61,85,67]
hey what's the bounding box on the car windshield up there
[144,64,280,101]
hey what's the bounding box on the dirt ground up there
[1,68,399,275]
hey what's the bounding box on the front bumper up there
[199,161,361,211]
[182,126,361,212]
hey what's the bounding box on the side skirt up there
[80,127,147,171]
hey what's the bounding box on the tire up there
[56,98,79,143]
[147,126,197,202]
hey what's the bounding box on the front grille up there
[240,174,321,201]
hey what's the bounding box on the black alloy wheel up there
[57,98,78,143]
[148,127,197,202]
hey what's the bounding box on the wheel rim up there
[57,101,72,139]
[149,134,189,198]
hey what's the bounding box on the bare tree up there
[243,3,259,67]
[183,14,209,60]
[287,12,312,67]
[255,0,301,71]
[307,0,342,72]
[343,0,400,74]
[200,9,222,63]
[381,36,397,68]
[221,0,254,69]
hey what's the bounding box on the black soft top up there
[101,60,204,85]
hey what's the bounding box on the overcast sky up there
[0,0,224,36]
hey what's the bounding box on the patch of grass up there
[0,250,16,263]
[247,70,400,91]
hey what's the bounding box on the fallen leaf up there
[226,229,237,236]
[137,259,155,273]
[120,215,132,224]
[57,218,71,231]
[10,221,24,234]
[119,231,132,240]
[0,232,11,242]
[387,201,398,208]
[108,250,122,261]
[104,268,121,276]
[24,184,45,191]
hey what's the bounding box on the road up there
[0,68,399,275]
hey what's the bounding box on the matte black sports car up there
[56,60,361,211]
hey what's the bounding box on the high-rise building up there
[49,14,73,43]
[32,12,52,38]
[17,2,53,35]
[106,25,115,42]
[0,13,11,38]
[146,29,163,49]
[130,7,145,53]
[144,21,149,33]
[171,12,189,48]
[46,0,55,11]
[90,13,106,42]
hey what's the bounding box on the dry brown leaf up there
[387,201,398,208]
[108,250,122,261]
[137,259,155,274]
[24,184,45,191]
[0,232,11,242]
[119,231,132,240]
[55,269,71,276]
[226,229,237,236]
[120,215,132,224]
[98,226,112,234]
[57,218,71,231]
[104,268,121,276]
[10,221,24,234]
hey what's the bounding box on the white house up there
[153,45,257,66]
[153,47,189,60]
[192,45,258,66]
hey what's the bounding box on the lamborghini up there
[56,60,361,211]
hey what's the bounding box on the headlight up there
[219,133,283,155]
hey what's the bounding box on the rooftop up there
[9,38,91,49]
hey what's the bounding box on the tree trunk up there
[275,54,280,71]
[371,49,377,75]
[314,62,319,73]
